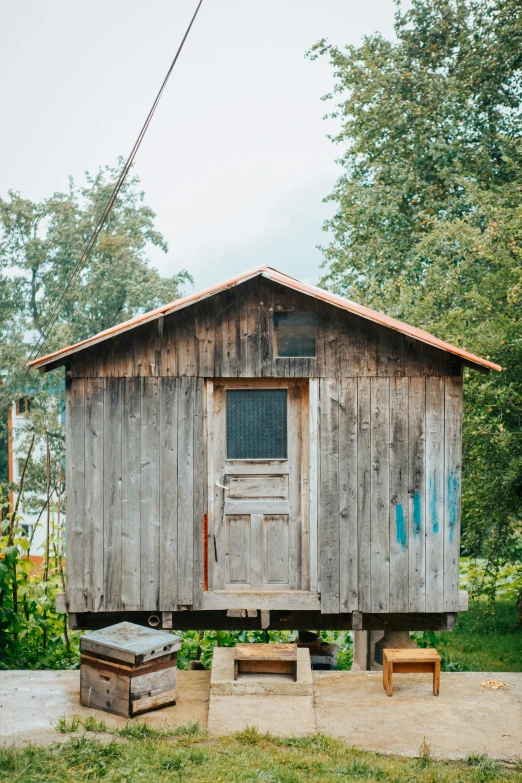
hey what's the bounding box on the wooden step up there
[233,643,298,681]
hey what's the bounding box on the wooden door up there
[208,379,310,593]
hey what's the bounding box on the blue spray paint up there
[395,504,407,551]
[429,475,439,534]
[413,491,422,536]
[447,471,459,542]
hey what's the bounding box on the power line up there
[5,0,204,407]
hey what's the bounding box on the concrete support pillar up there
[352,630,384,671]
[374,630,417,666]
[352,630,417,671]
[352,631,368,670]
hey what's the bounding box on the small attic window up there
[273,312,316,358]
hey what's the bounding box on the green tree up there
[0,161,191,515]
[312,0,522,602]
[0,161,191,353]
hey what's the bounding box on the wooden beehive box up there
[80,622,182,717]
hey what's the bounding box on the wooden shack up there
[30,265,501,632]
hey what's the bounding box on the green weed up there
[464,753,502,773]
[277,733,345,753]
[337,759,384,778]
[188,748,207,765]
[114,719,206,742]
[54,714,81,733]
[81,715,108,733]
[160,754,185,771]
[418,736,433,767]
[233,726,275,746]
[116,720,165,739]
[174,720,205,738]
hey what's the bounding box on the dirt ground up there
[1,670,520,762]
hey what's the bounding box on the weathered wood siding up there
[67,278,459,379]
[318,376,462,614]
[66,376,206,613]
[65,277,463,617]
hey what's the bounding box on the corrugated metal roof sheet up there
[28,264,502,372]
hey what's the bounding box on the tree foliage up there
[0,163,193,666]
[0,162,191,502]
[0,162,191,351]
[311,0,522,596]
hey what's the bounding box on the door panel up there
[209,379,310,592]
[225,515,251,584]
[264,515,289,585]
[227,474,289,499]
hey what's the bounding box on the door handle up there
[215,481,229,491]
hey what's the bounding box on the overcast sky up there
[1,1,400,294]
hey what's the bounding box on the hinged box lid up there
[80,621,182,665]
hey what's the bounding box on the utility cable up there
[4,0,204,408]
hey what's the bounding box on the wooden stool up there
[233,643,298,681]
[382,648,441,697]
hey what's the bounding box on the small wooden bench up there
[233,643,298,681]
[383,648,441,697]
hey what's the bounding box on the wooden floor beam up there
[69,610,458,632]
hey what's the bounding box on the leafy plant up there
[0,484,80,670]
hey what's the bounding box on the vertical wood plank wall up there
[66,376,205,613]
[318,376,462,614]
[67,373,462,615]
[65,273,465,617]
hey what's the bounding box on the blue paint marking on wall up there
[447,470,459,542]
[395,504,407,551]
[413,491,422,535]
[429,475,439,534]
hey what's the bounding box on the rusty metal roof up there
[28,264,502,372]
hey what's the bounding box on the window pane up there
[227,389,287,460]
[273,312,316,357]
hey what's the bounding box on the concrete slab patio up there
[314,671,522,762]
[1,669,521,762]
[0,669,210,745]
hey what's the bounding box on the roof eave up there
[261,269,501,373]
[28,264,502,374]
[29,266,267,372]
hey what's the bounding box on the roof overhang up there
[28,264,502,374]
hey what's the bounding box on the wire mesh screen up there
[227,389,287,460]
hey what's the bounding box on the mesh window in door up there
[227,389,287,460]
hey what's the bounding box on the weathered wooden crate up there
[80,622,182,717]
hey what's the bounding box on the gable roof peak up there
[28,264,501,373]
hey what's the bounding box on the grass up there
[415,599,522,672]
[1,729,520,783]
[115,718,206,740]
[54,715,82,733]
[53,716,208,741]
